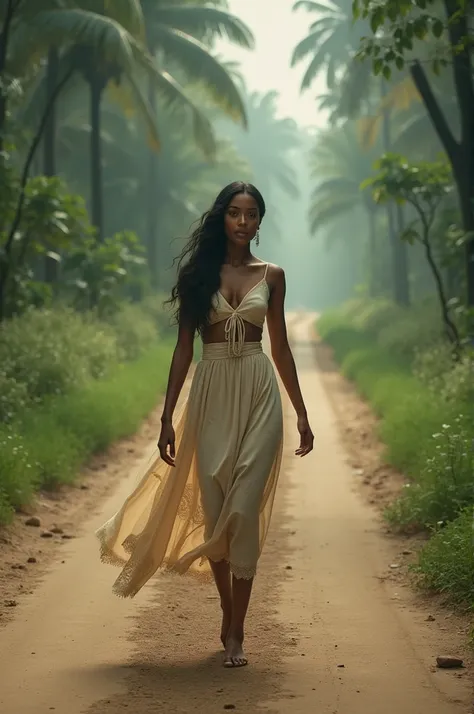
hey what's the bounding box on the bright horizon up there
[215,0,328,129]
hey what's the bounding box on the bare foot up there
[223,632,248,668]
[220,606,232,648]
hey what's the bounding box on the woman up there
[96,181,313,668]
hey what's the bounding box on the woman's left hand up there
[295,415,314,457]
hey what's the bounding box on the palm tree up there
[217,89,302,240]
[9,1,249,243]
[292,1,413,304]
[8,3,160,240]
[308,121,384,296]
[55,99,252,285]
[140,0,254,284]
[291,0,367,90]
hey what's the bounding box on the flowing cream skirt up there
[96,341,284,598]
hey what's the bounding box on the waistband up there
[201,341,263,361]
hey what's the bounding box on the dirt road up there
[0,314,471,714]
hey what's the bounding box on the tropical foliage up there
[293,0,474,615]
[0,1,305,519]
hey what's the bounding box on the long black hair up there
[167,181,266,334]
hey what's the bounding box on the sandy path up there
[0,314,471,714]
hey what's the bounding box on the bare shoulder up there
[265,262,285,289]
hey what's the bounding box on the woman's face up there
[224,192,260,247]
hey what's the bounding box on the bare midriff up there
[202,320,263,345]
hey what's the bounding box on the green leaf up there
[370,7,385,33]
[46,251,61,263]
[401,227,419,244]
[387,5,399,21]
[432,19,444,38]
[51,217,70,234]
[383,65,391,80]
[373,58,383,75]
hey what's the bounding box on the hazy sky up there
[215,0,328,129]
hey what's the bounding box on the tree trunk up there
[0,65,73,320]
[422,231,460,351]
[394,203,410,306]
[146,75,159,286]
[367,207,377,297]
[90,77,104,241]
[44,48,59,284]
[409,0,474,311]
[0,0,16,153]
[380,83,410,306]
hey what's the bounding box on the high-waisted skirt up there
[96,341,284,598]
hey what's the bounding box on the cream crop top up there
[208,263,270,356]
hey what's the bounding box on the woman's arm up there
[266,266,314,456]
[158,319,195,466]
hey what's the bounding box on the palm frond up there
[124,74,161,151]
[337,57,372,118]
[151,5,254,49]
[293,0,339,13]
[274,170,300,199]
[79,0,145,39]
[8,9,138,75]
[311,176,359,194]
[300,33,338,89]
[379,75,421,112]
[291,27,331,66]
[357,115,383,150]
[150,25,246,125]
[309,193,359,234]
[146,67,216,157]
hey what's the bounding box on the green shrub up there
[0,340,173,523]
[412,508,474,609]
[377,304,443,361]
[352,298,404,337]
[104,302,158,361]
[319,304,473,518]
[414,345,474,405]
[0,303,167,422]
[0,372,29,422]
[440,353,474,404]
[385,418,474,529]
[377,384,447,476]
[0,430,37,520]
[141,293,176,338]
[413,342,456,392]
[319,301,474,611]
[0,307,117,406]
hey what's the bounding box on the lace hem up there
[209,556,257,581]
[96,527,256,598]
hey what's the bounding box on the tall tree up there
[291,0,410,304]
[141,0,254,285]
[308,121,385,297]
[353,0,474,315]
[7,1,242,243]
[291,0,366,90]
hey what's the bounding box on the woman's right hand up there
[158,421,176,467]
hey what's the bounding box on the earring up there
[255,228,260,247]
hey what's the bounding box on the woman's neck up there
[225,245,253,268]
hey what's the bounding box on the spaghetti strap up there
[263,262,269,280]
